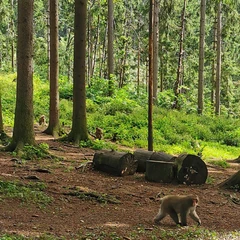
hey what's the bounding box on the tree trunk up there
[148,0,154,151]
[0,95,3,132]
[211,15,217,109]
[215,1,222,116]
[173,0,186,110]
[44,0,60,138]
[146,160,177,183]
[176,154,208,185]
[219,170,240,191]
[153,0,159,104]
[134,149,154,172]
[107,0,114,96]
[68,0,88,144]
[6,0,35,152]
[198,0,206,115]
[93,151,138,176]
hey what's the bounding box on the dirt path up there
[0,130,239,239]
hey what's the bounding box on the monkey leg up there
[168,209,180,225]
[189,211,201,225]
[153,210,167,224]
[179,212,187,226]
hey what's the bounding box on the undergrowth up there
[0,180,51,206]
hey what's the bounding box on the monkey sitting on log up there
[39,115,46,126]
[154,195,201,226]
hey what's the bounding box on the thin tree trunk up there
[173,0,186,109]
[211,15,217,108]
[148,0,154,151]
[44,0,60,137]
[153,0,159,104]
[215,1,222,116]
[198,0,206,115]
[46,0,50,81]
[107,0,114,96]
[0,95,3,132]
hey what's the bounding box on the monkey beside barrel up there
[154,195,201,226]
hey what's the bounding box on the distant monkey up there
[154,195,201,226]
[95,127,103,140]
[39,115,46,126]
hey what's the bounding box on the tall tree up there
[68,0,88,144]
[173,0,186,109]
[6,0,35,152]
[153,0,159,103]
[44,0,60,137]
[198,0,206,114]
[148,0,154,151]
[107,0,114,96]
[215,0,222,115]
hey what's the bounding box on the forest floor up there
[0,127,240,240]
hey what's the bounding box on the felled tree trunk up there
[93,150,138,176]
[134,150,176,172]
[134,149,208,184]
[219,170,240,191]
[176,154,208,185]
[145,160,177,183]
[134,149,154,172]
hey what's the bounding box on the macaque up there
[95,127,103,140]
[39,115,46,126]
[154,195,201,226]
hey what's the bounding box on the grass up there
[0,180,51,207]
[2,227,238,240]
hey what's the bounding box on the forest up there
[0,0,240,239]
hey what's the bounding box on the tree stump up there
[219,170,240,191]
[93,150,138,176]
[175,154,208,185]
[145,160,177,183]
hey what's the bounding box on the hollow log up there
[145,160,177,183]
[93,150,138,176]
[175,154,208,185]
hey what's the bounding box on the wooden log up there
[145,160,177,183]
[134,150,176,172]
[93,150,138,176]
[175,154,208,185]
[134,149,154,172]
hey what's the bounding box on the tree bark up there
[148,0,154,151]
[198,0,206,115]
[173,0,186,110]
[219,170,240,191]
[6,0,35,152]
[107,0,114,96]
[68,0,88,144]
[146,160,177,183]
[153,0,159,104]
[215,1,222,115]
[93,150,138,176]
[44,0,60,138]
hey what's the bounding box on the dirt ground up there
[0,128,239,239]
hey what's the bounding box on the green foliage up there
[20,144,49,160]
[0,180,51,206]
[208,159,230,168]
